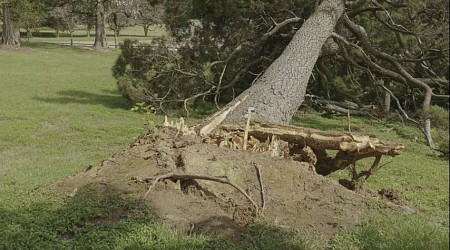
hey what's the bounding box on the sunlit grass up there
[0,43,146,205]
[24,25,167,45]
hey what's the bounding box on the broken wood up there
[164,113,403,182]
[198,95,248,137]
[219,122,404,176]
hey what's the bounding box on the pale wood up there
[220,122,404,175]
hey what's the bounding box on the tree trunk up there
[1,3,20,47]
[382,80,391,114]
[143,24,149,37]
[94,0,107,48]
[217,0,345,125]
[383,91,391,114]
[114,31,118,48]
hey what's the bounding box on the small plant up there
[131,102,156,128]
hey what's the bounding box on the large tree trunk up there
[216,0,345,125]
[94,0,107,48]
[1,3,20,47]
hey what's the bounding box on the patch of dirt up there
[49,127,412,240]
[378,188,402,203]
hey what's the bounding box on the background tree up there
[107,0,140,48]
[48,5,78,45]
[15,0,46,40]
[69,0,141,48]
[1,0,21,46]
[135,0,164,37]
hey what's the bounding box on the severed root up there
[143,172,259,214]
[253,162,265,212]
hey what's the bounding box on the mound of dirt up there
[50,127,411,240]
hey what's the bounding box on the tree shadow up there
[0,183,210,249]
[0,182,325,249]
[34,90,133,110]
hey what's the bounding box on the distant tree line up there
[1,0,164,47]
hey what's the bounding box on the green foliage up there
[131,102,156,128]
[6,0,47,38]
[113,0,315,111]
[113,38,218,109]
[330,214,449,250]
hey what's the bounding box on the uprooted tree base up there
[174,117,404,189]
[51,121,408,241]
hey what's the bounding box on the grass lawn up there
[0,43,149,204]
[25,25,167,46]
[0,41,448,249]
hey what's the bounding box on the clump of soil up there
[50,127,411,240]
[378,188,403,203]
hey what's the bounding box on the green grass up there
[23,25,167,45]
[0,42,448,249]
[330,213,449,250]
[0,44,148,205]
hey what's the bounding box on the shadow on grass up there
[34,90,133,109]
[0,184,146,249]
[0,183,321,250]
[0,183,215,249]
[21,41,90,51]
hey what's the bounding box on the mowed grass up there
[0,42,448,249]
[0,44,148,205]
[26,25,167,46]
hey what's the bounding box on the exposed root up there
[253,162,266,212]
[142,172,260,214]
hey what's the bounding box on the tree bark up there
[94,0,107,48]
[143,24,149,37]
[1,3,20,47]
[216,0,345,125]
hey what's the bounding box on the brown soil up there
[50,127,413,240]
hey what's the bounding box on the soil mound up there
[50,127,409,239]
